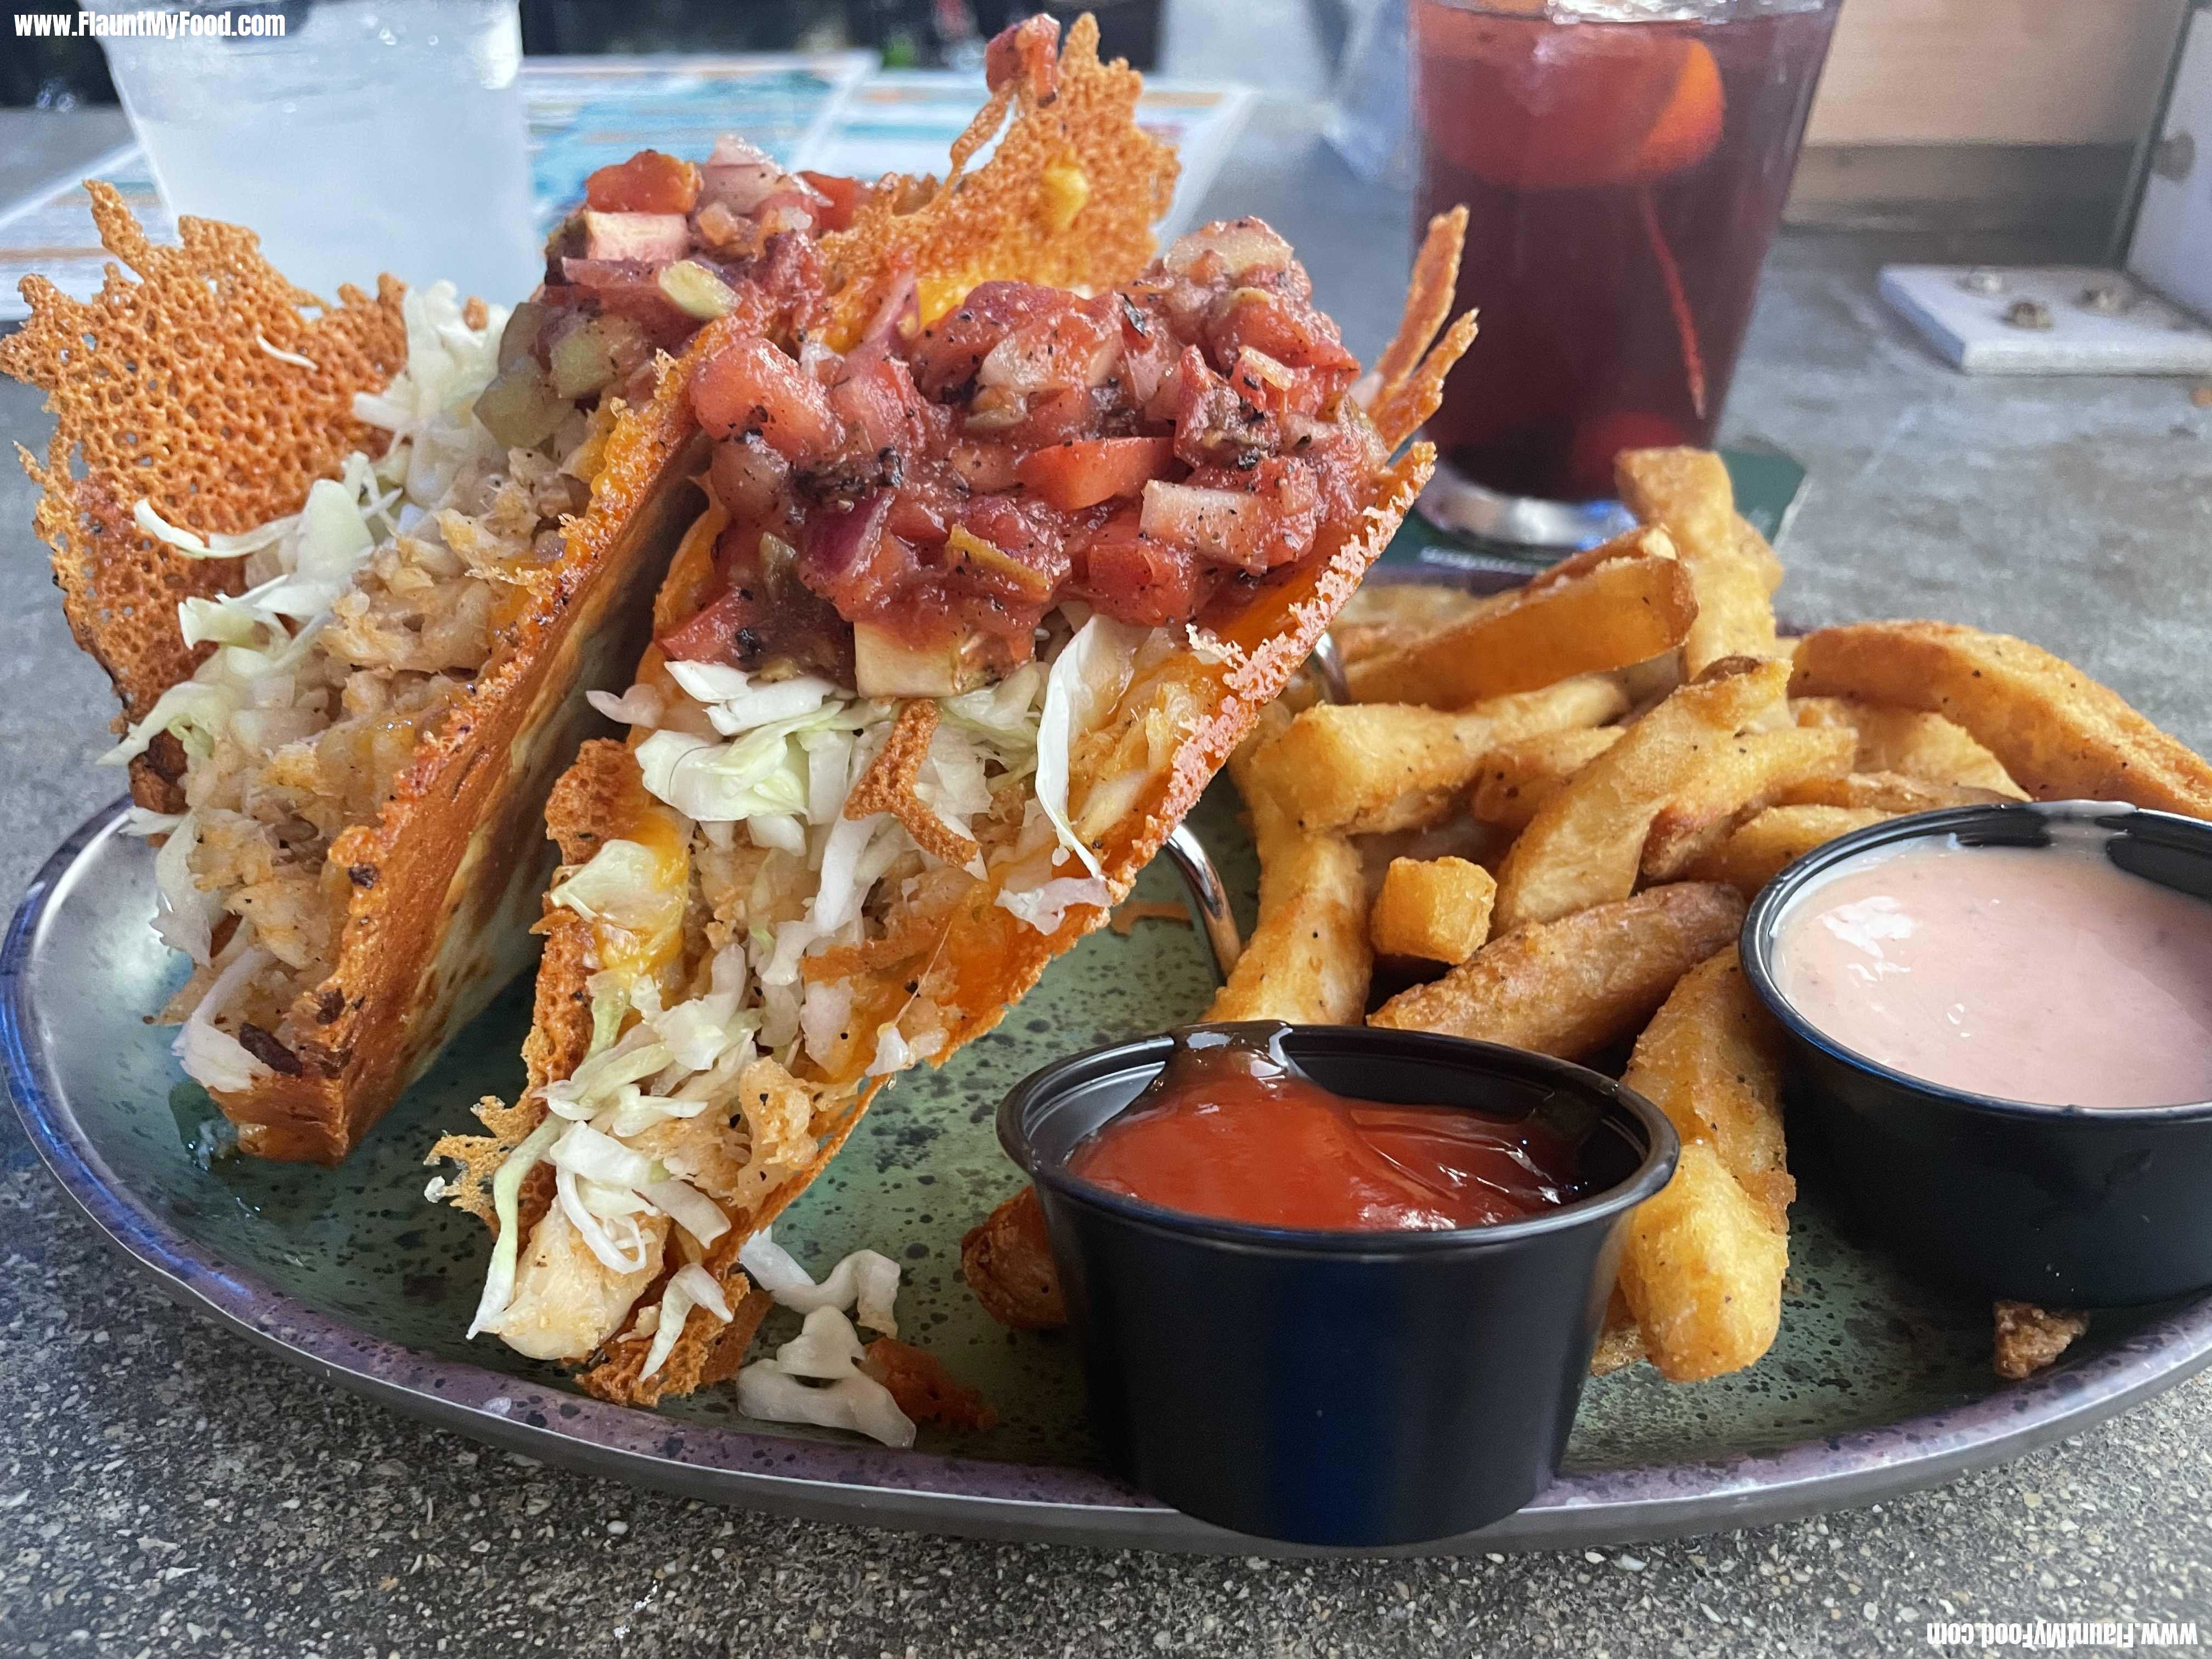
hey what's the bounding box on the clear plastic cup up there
[96,1,540,306]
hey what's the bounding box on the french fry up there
[1639,724,1855,881]
[1369,882,1746,1059]
[1493,656,1790,931]
[1330,581,1484,668]
[1469,727,1624,833]
[1616,447,1780,674]
[1684,804,1892,896]
[1205,710,1371,1024]
[1263,675,1629,836]
[1790,620,2212,816]
[1791,696,2025,798]
[1589,1290,1647,1377]
[1346,533,1694,708]
[1369,856,1496,964]
[1779,770,2012,815]
[1616,947,1792,1381]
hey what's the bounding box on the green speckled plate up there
[11,787,2212,1555]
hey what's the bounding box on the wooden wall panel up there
[1805,0,2188,147]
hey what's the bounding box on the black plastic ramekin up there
[1741,801,2212,1307]
[998,1022,1678,1547]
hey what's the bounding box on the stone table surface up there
[5,85,2212,1659]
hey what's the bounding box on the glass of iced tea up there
[1412,0,1840,547]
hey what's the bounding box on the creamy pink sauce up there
[1773,836,2212,1109]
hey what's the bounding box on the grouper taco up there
[427,16,1475,1413]
[3,109,862,1162]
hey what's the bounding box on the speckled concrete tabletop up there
[7,76,2212,1659]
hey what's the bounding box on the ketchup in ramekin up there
[1000,1022,1677,1547]
[1066,1031,1584,1231]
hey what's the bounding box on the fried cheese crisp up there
[2,183,406,787]
[428,25,1475,1407]
[817,13,1179,348]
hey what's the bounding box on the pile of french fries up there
[1210,444,2212,1383]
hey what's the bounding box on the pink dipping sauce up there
[1772,835,2212,1109]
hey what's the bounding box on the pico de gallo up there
[670,217,1388,698]
[473,134,865,448]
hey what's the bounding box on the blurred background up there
[4,0,2190,251]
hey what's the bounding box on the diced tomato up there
[828,353,934,464]
[1171,346,1274,467]
[1210,284,1360,382]
[975,303,1120,396]
[995,386,1099,450]
[885,487,950,546]
[658,585,755,665]
[692,336,844,462]
[585,150,701,216]
[799,171,863,234]
[984,14,1060,100]
[954,495,1070,588]
[946,442,1022,492]
[751,232,828,338]
[1080,507,1205,627]
[708,436,794,527]
[659,569,855,682]
[799,492,909,613]
[908,281,1077,399]
[1014,437,1175,512]
[1142,457,1322,573]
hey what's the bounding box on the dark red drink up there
[1414,0,1839,507]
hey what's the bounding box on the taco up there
[427,16,1475,1408]
[2,131,856,1163]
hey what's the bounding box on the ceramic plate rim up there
[12,799,2212,1557]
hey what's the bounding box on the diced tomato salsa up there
[674,217,1385,696]
[483,137,860,429]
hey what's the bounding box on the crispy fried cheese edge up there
[2,184,408,804]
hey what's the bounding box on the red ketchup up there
[1066,1031,1582,1231]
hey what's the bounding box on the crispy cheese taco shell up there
[5,184,718,1160]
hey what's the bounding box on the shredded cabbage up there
[109,292,504,780]
[554,1165,653,1273]
[996,874,1112,936]
[548,838,683,931]
[639,1262,734,1381]
[587,683,664,727]
[738,1229,901,1335]
[774,1305,871,1380]
[466,1113,565,1339]
[642,1177,730,1248]
[172,945,273,1094]
[549,1121,661,1189]
[1034,617,1144,877]
[148,811,219,964]
[734,1362,915,1448]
